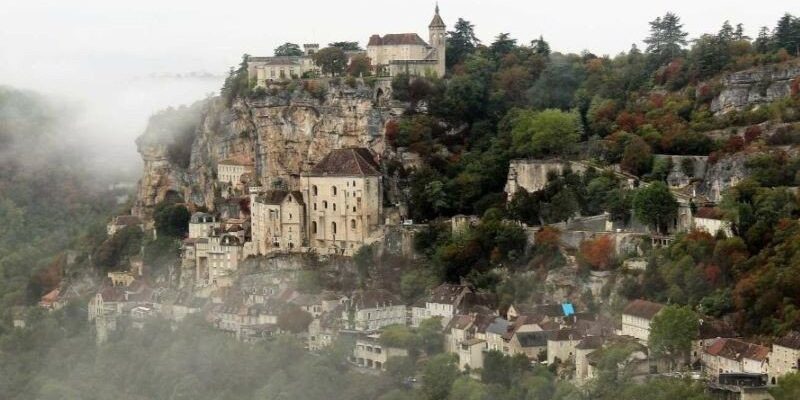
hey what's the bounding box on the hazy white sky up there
[0,0,794,169]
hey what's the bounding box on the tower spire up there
[435,2,439,14]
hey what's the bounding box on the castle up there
[183,148,384,287]
[247,6,446,85]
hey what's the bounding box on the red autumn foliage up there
[385,120,399,146]
[649,93,665,109]
[791,77,800,98]
[744,126,762,144]
[615,111,645,133]
[724,136,745,153]
[704,264,722,285]
[535,226,561,250]
[579,235,615,271]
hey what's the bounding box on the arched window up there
[323,201,328,209]
[351,219,356,229]
[312,221,317,234]
[332,186,337,196]
[312,185,318,196]
[333,203,336,211]
[331,222,337,234]
[352,180,356,187]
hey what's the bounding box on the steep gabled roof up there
[706,338,770,362]
[775,331,800,350]
[310,148,381,177]
[429,8,446,28]
[258,190,289,205]
[622,299,664,320]
[368,33,429,47]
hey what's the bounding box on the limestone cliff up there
[711,60,800,115]
[133,81,396,221]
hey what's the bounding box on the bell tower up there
[428,3,446,77]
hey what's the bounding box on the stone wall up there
[710,61,800,115]
[133,81,393,221]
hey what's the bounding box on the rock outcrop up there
[133,81,395,221]
[711,61,800,115]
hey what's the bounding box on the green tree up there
[421,353,459,400]
[620,136,653,176]
[771,372,800,400]
[277,306,313,333]
[531,35,551,57]
[510,108,581,157]
[274,42,304,56]
[312,47,348,77]
[489,33,517,60]
[644,12,689,63]
[448,376,487,400]
[446,18,480,68]
[347,54,372,77]
[328,41,362,51]
[633,182,678,233]
[648,305,699,370]
[153,202,190,238]
[773,13,800,56]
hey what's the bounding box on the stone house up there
[189,212,219,239]
[308,304,343,351]
[352,334,409,370]
[412,283,473,327]
[218,158,254,198]
[343,289,406,331]
[770,331,800,383]
[250,190,306,254]
[207,233,244,286]
[621,299,664,344]
[510,330,550,361]
[485,317,512,354]
[304,148,384,256]
[574,336,605,385]
[692,317,738,364]
[458,338,487,371]
[547,329,582,365]
[248,44,321,86]
[693,207,733,237]
[367,6,446,78]
[702,338,771,380]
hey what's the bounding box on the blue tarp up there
[562,303,575,316]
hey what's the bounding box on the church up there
[366,5,447,78]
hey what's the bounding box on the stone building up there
[367,5,446,77]
[189,212,219,239]
[303,148,383,256]
[770,331,800,383]
[352,334,409,370]
[248,44,322,86]
[207,233,244,286]
[343,289,406,332]
[250,190,306,254]
[218,158,254,198]
[621,299,664,343]
[701,338,771,379]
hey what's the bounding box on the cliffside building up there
[304,148,383,256]
[251,190,306,254]
[367,5,446,77]
[248,44,322,86]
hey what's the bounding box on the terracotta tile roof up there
[775,331,800,350]
[427,283,471,306]
[445,314,474,331]
[368,33,428,47]
[695,207,724,220]
[622,299,664,320]
[705,338,770,362]
[549,329,582,341]
[310,148,380,177]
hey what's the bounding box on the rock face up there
[696,153,748,203]
[711,61,800,115]
[133,81,394,221]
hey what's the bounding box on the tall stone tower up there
[428,3,446,77]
